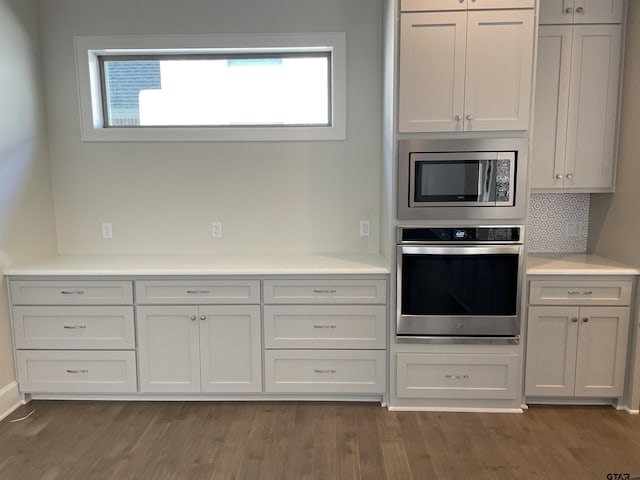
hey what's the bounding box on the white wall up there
[0,0,57,405]
[38,0,383,255]
[589,2,640,266]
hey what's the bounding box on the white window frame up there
[75,33,346,142]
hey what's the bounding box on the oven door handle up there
[400,245,522,255]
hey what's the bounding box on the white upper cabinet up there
[401,0,535,12]
[398,8,534,132]
[399,12,467,132]
[532,24,622,190]
[539,0,625,24]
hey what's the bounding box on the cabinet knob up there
[466,114,473,121]
[571,317,578,323]
[576,6,584,13]
[190,315,197,321]
[566,173,574,180]
[556,173,564,180]
[582,318,589,323]
[565,7,573,13]
[200,315,207,321]
[455,115,462,121]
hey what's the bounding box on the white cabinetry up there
[396,351,520,400]
[263,279,387,395]
[135,280,261,394]
[9,280,137,394]
[539,0,624,24]
[398,4,534,132]
[532,12,623,191]
[525,277,633,399]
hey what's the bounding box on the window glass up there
[100,53,331,128]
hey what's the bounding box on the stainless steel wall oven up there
[396,226,524,344]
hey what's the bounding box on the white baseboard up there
[0,382,22,422]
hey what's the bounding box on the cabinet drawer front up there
[264,350,386,394]
[135,280,260,304]
[12,306,135,350]
[16,350,137,393]
[401,0,534,11]
[529,280,633,305]
[10,281,133,305]
[264,305,386,349]
[264,279,386,304]
[396,353,519,399]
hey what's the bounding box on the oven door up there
[397,245,522,339]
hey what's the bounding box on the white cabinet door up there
[525,306,579,397]
[564,24,621,190]
[464,9,534,131]
[574,306,629,397]
[398,11,467,132]
[137,305,201,393]
[539,0,624,25]
[532,24,621,191]
[199,305,262,393]
[531,25,572,189]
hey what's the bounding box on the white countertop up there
[527,253,640,276]
[3,253,391,276]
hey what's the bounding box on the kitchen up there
[1,0,640,476]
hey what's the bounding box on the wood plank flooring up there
[1,401,640,480]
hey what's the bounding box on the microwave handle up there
[483,160,495,202]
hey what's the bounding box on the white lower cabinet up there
[264,350,386,394]
[16,350,137,394]
[263,279,387,396]
[525,276,634,400]
[525,305,629,397]
[9,280,137,395]
[396,352,519,400]
[136,305,261,393]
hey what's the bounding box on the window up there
[75,34,346,141]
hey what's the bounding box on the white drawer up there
[264,350,386,394]
[16,350,137,393]
[400,0,534,12]
[529,280,633,306]
[396,353,519,399]
[263,279,386,305]
[264,305,386,349]
[10,281,133,305]
[135,280,260,304]
[12,306,135,350]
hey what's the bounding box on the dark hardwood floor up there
[1,400,639,480]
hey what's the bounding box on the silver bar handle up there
[66,369,88,374]
[63,325,87,329]
[313,325,337,329]
[313,289,337,294]
[567,291,593,295]
[314,369,337,374]
[445,374,469,380]
[186,290,210,294]
[61,290,84,295]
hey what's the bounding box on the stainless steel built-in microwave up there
[397,138,528,221]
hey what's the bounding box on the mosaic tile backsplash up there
[527,193,590,253]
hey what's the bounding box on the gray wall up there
[589,2,640,266]
[0,0,57,399]
[38,0,383,256]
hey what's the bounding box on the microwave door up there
[478,160,496,203]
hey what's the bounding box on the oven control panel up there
[399,226,522,243]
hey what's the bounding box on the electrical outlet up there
[101,222,113,239]
[359,220,370,237]
[211,222,223,238]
